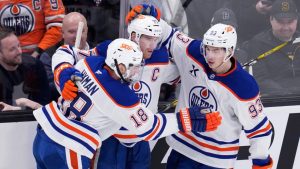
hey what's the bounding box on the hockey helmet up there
[202,23,237,62]
[128,14,162,45]
[105,38,144,83]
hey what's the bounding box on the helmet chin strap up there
[114,59,130,84]
[213,53,232,73]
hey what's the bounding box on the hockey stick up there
[71,21,84,82]
[75,21,84,49]
[242,41,289,68]
[158,99,178,112]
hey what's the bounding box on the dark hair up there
[0,27,15,50]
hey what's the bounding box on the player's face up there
[62,21,88,49]
[119,62,144,83]
[0,34,22,67]
[270,17,298,41]
[139,35,159,59]
[204,45,226,69]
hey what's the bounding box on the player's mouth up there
[207,61,215,66]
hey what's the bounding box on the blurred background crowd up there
[0,0,300,110]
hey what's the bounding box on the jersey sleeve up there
[38,0,65,51]
[234,95,273,160]
[51,45,79,72]
[52,45,82,92]
[101,102,180,142]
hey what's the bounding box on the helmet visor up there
[124,61,145,83]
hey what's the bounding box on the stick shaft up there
[75,21,84,48]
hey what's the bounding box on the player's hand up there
[126,4,161,24]
[57,66,82,100]
[176,106,222,133]
[252,156,273,169]
[15,98,42,110]
[0,102,21,111]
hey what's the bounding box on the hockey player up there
[95,15,180,169]
[127,5,274,169]
[53,14,181,169]
[32,38,222,169]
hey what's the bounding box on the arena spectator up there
[242,0,300,96]
[0,0,65,58]
[0,27,50,106]
[39,12,89,101]
[210,7,249,64]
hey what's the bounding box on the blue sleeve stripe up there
[244,117,268,134]
[193,132,239,145]
[152,113,167,140]
[172,134,238,159]
[119,127,128,130]
[252,156,271,166]
[42,107,95,153]
[68,46,77,64]
[137,116,158,138]
[251,129,273,139]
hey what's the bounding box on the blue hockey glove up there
[176,106,222,133]
[126,3,161,24]
[54,63,82,100]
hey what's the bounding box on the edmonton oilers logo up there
[189,86,217,111]
[131,81,152,107]
[0,4,35,36]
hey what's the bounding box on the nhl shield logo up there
[0,4,35,36]
[131,81,152,107]
[189,86,218,110]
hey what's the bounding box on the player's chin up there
[207,62,216,68]
[143,52,152,59]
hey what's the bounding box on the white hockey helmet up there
[202,23,237,62]
[105,38,144,83]
[128,14,162,44]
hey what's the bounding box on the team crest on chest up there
[0,4,35,36]
[130,81,152,107]
[189,86,218,110]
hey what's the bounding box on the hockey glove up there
[176,106,222,133]
[126,4,161,24]
[252,156,273,169]
[55,64,82,100]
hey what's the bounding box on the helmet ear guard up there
[202,23,237,62]
[105,38,144,83]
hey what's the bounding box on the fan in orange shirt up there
[0,0,65,58]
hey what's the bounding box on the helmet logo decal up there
[120,43,133,50]
[225,26,233,32]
